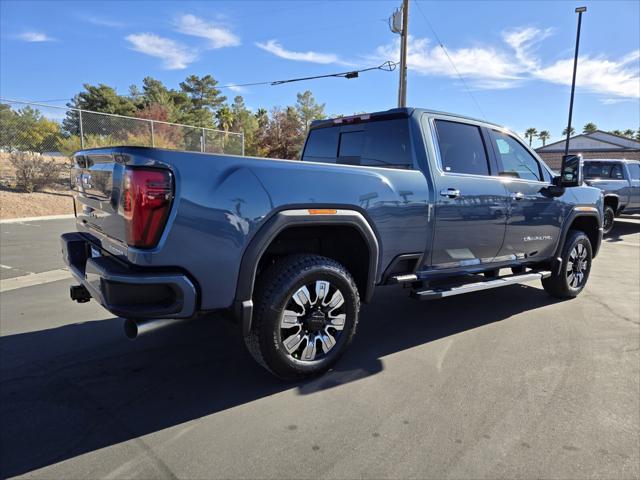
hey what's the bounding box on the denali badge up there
[524,235,552,242]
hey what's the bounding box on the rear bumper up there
[61,232,197,319]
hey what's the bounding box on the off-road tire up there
[542,230,592,299]
[602,205,615,235]
[244,254,360,380]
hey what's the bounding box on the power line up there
[217,61,398,89]
[25,98,72,104]
[413,0,487,120]
[10,62,397,106]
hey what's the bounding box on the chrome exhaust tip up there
[124,318,182,339]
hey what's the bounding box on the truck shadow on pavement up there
[604,217,640,244]
[1,284,560,477]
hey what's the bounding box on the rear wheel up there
[542,230,592,298]
[245,254,360,380]
[602,205,615,235]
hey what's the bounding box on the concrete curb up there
[0,214,75,224]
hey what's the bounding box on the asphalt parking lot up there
[1,216,638,479]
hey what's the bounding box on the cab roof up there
[583,158,639,163]
[309,107,502,130]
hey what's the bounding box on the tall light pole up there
[564,6,587,157]
[390,0,409,107]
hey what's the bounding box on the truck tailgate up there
[72,151,127,243]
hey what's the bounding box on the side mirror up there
[559,154,583,187]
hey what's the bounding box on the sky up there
[0,0,639,147]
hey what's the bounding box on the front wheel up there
[245,254,360,380]
[602,205,615,235]
[542,230,592,298]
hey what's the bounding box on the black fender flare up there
[602,194,621,213]
[552,208,602,272]
[234,208,380,335]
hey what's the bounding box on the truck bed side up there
[73,147,430,311]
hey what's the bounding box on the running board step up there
[411,271,552,300]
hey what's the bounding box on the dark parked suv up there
[583,159,640,234]
[62,108,603,379]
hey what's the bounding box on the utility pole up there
[390,0,409,107]
[564,6,586,156]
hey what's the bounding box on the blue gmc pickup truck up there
[62,108,603,379]
[583,159,640,234]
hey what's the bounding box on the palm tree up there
[610,129,623,136]
[216,106,234,149]
[562,126,576,137]
[216,106,233,132]
[583,122,597,133]
[524,128,538,147]
[538,130,550,146]
[623,129,635,138]
[255,108,269,129]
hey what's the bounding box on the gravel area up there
[0,187,74,219]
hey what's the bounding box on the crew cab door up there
[486,129,564,261]
[426,118,509,269]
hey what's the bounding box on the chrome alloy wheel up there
[567,243,588,288]
[280,280,346,362]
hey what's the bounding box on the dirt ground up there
[0,152,74,219]
[0,187,74,219]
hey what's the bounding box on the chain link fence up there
[0,99,244,187]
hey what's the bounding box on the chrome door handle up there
[511,192,525,200]
[440,188,460,198]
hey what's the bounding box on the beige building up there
[536,131,640,170]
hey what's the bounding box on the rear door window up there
[628,163,640,180]
[610,163,625,179]
[434,120,490,176]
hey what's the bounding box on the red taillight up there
[122,168,173,248]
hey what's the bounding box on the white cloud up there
[374,36,524,89]
[600,97,633,105]
[82,15,125,28]
[227,84,248,93]
[175,14,240,48]
[502,26,553,70]
[256,39,350,65]
[371,26,640,99]
[18,31,54,42]
[126,33,196,69]
[534,51,640,99]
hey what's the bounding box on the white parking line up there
[0,214,75,224]
[0,269,72,293]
